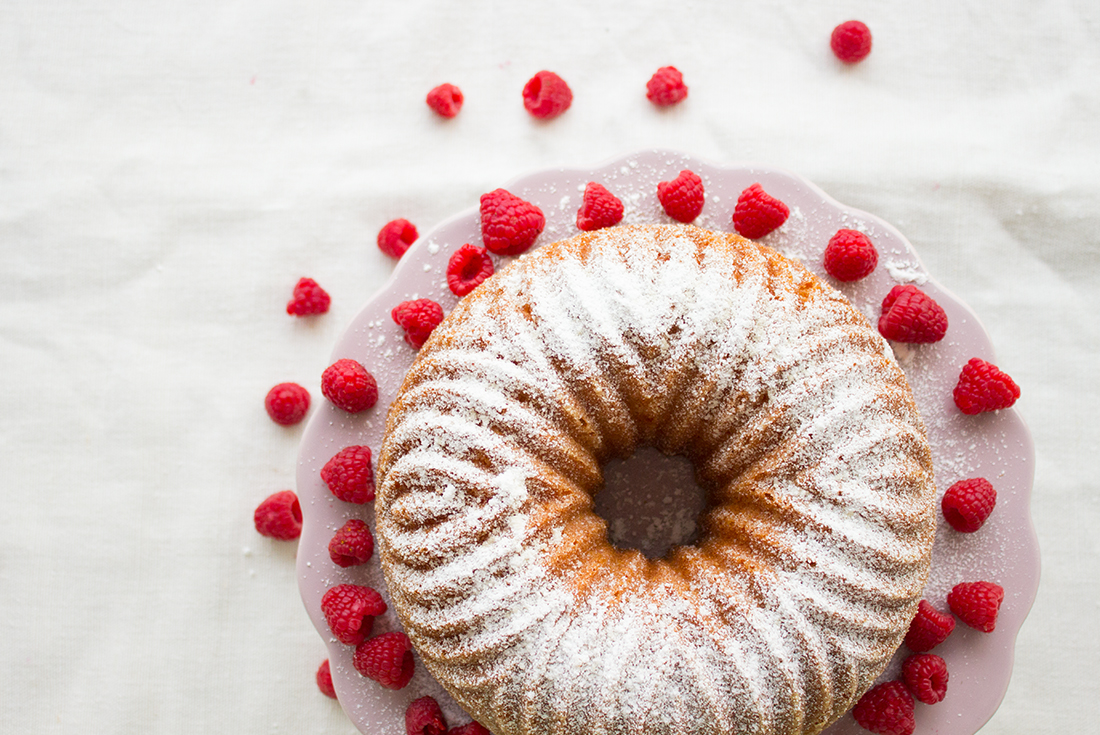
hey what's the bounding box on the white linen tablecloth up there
[2,1,1097,732]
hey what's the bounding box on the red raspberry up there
[852,681,915,735]
[656,169,705,223]
[405,695,446,735]
[253,490,302,540]
[904,600,956,652]
[902,653,949,705]
[447,723,491,735]
[732,183,790,240]
[942,477,997,533]
[321,359,378,413]
[321,445,375,504]
[328,518,375,567]
[953,358,1021,415]
[377,218,418,259]
[576,181,625,231]
[392,298,444,349]
[878,285,949,344]
[823,229,878,281]
[264,382,311,426]
[446,243,494,296]
[426,83,463,118]
[480,188,545,256]
[522,70,572,120]
[948,581,1004,633]
[316,659,337,699]
[831,20,873,64]
[646,66,688,107]
[321,584,387,645]
[286,277,331,316]
[353,631,415,689]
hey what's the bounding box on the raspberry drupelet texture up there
[948,581,1005,632]
[852,680,916,735]
[831,20,873,63]
[953,358,1020,414]
[316,659,338,699]
[264,382,311,426]
[253,490,302,540]
[328,518,375,567]
[426,83,463,118]
[576,182,625,231]
[354,631,415,690]
[377,219,418,258]
[320,583,387,645]
[405,696,447,735]
[823,229,878,282]
[902,653,949,705]
[732,183,790,239]
[321,445,376,504]
[286,277,331,316]
[656,169,704,223]
[942,477,997,532]
[392,299,445,349]
[879,285,949,344]
[480,188,545,256]
[522,70,572,119]
[904,599,956,652]
[446,243,494,296]
[321,359,378,413]
[646,66,688,106]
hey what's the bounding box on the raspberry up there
[392,298,445,349]
[426,83,463,118]
[405,695,446,735]
[948,581,1005,633]
[353,631,415,689]
[321,445,376,504]
[522,70,572,120]
[447,723,491,735]
[328,519,375,567]
[378,219,418,259]
[656,169,705,223]
[953,358,1020,415]
[852,681,915,735]
[316,659,337,699]
[480,188,545,256]
[253,490,302,540]
[576,182,624,231]
[941,477,997,533]
[878,285,949,344]
[321,584,387,645]
[901,653,949,705]
[831,20,873,64]
[646,66,688,107]
[732,183,790,240]
[286,277,331,316]
[321,359,378,413]
[264,382,311,426]
[904,600,956,652]
[823,229,878,282]
[446,243,494,296]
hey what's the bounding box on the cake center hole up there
[594,446,707,560]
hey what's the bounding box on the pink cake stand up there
[296,150,1039,735]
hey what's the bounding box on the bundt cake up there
[375,224,937,735]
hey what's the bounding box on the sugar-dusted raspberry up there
[852,681,915,735]
[321,359,378,413]
[480,188,545,256]
[321,445,375,504]
[378,219,418,259]
[902,653,949,705]
[446,723,491,735]
[879,285,949,343]
[353,631,415,690]
[657,169,704,223]
[942,477,997,533]
[328,519,375,567]
[321,584,387,645]
[732,183,789,240]
[831,20,873,64]
[426,83,463,118]
[405,695,447,735]
[286,277,331,316]
[953,358,1020,415]
[904,599,956,652]
[646,66,688,107]
[522,70,572,120]
[576,182,624,231]
[948,581,1005,633]
[316,659,337,699]
[264,382,311,426]
[823,229,878,282]
[392,298,445,349]
[447,243,494,296]
[253,490,302,540]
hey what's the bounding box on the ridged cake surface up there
[376,224,936,735]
